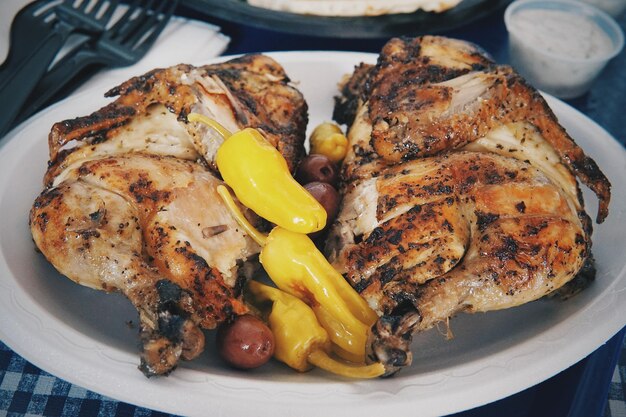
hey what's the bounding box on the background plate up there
[181,0,512,38]
[0,51,625,417]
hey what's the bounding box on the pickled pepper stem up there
[217,185,267,246]
[247,280,329,373]
[248,280,385,378]
[187,113,232,138]
[190,112,326,234]
[307,349,385,379]
[260,227,378,362]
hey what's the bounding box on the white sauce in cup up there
[509,9,613,60]
[505,0,624,98]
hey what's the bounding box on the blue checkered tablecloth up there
[2,4,625,417]
[1,337,625,417]
[606,345,626,417]
[0,341,176,417]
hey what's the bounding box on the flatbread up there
[247,0,463,16]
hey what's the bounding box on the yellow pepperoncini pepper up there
[247,281,384,378]
[217,185,379,365]
[188,113,327,234]
[195,113,384,378]
[260,227,378,363]
[309,122,349,163]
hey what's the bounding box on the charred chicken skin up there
[30,55,307,376]
[328,36,610,375]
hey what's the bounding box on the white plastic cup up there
[504,0,624,98]
[581,0,626,17]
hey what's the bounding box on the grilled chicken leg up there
[31,154,261,375]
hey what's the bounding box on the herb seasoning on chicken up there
[326,36,611,376]
[29,54,308,377]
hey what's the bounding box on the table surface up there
[1,2,625,416]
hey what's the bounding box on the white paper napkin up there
[0,0,230,97]
[73,17,231,95]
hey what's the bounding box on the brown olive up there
[216,314,275,369]
[304,181,340,224]
[296,154,338,185]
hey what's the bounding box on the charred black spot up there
[353,276,369,293]
[89,209,105,222]
[378,314,405,334]
[459,175,476,193]
[408,205,422,215]
[389,298,417,317]
[387,229,403,245]
[379,267,397,285]
[495,236,519,262]
[399,141,421,161]
[515,201,526,213]
[575,233,585,245]
[525,221,548,236]
[382,196,398,211]
[77,229,100,239]
[570,155,607,183]
[78,165,90,176]
[157,279,183,304]
[422,183,453,196]
[157,313,186,343]
[475,211,500,232]
[484,170,504,185]
[366,227,385,244]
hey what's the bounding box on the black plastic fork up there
[0,0,120,137]
[0,1,57,89]
[16,0,179,124]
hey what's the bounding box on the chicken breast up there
[336,36,609,223]
[328,36,610,375]
[30,54,308,376]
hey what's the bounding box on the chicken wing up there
[45,54,307,186]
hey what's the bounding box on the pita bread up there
[247,0,463,16]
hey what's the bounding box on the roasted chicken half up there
[30,55,308,376]
[327,36,611,375]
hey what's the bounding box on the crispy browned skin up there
[30,154,261,375]
[329,36,610,375]
[354,37,609,222]
[336,36,494,186]
[31,55,307,376]
[329,152,589,374]
[47,54,307,184]
[333,62,374,127]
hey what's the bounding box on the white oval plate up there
[0,51,625,417]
